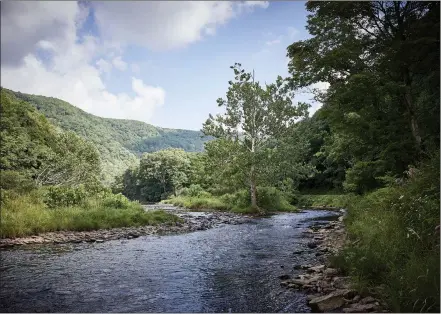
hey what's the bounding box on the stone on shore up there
[308,289,354,312]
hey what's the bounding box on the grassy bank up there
[331,154,440,312]
[163,186,297,214]
[296,193,360,209]
[0,190,180,239]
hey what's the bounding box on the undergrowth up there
[163,186,297,213]
[0,189,180,238]
[330,153,440,312]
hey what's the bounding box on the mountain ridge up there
[2,88,211,184]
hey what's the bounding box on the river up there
[0,210,339,313]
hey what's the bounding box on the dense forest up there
[0,1,439,313]
[5,88,210,184]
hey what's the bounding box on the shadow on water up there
[0,210,339,313]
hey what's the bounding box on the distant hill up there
[4,88,211,184]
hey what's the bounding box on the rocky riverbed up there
[279,215,389,313]
[0,209,251,248]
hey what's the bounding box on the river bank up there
[279,213,389,313]
[0,210,251,248]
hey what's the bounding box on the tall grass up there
[164,186,297,213]
[0,190,180,238]
[331,153,440,312]
[295,193,360,208]
[162,195,231,211]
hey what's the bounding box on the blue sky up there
[1,1,324,130]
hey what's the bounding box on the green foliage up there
[0,191,180,238]
[332,153,440,312]
[179,184,208,197]
[163,195,230,211]
[44,186,88,208]
[166,186,297,213]
[0,89,58,179]
[255,186,297,212]
[202,63,308,207]
[343,161,388,194]
[36,131,101,187]
[0,89,101,187]
[297,193,359,209]
[5,88,211,184]
[0,170,37,194]
[286,1,439,195]
[220,190,251,211]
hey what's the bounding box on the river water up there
[0,210,338,313]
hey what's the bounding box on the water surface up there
[0,210,338,313]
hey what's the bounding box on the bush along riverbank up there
[0,186,182,239]
[162,186,298,214]
[280,215,389,313]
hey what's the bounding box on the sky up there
[1,1,328,131]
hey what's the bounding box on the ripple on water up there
[0,210,338,313]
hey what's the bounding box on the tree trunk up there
[397,8,422,151]
[250,165,257,208]
[403,70,422,150]
[404,86,422,149]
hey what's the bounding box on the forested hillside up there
[0,88,178,238]
[3,88,210,184]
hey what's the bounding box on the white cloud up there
[96,58,112,74]
[265,39,281,46]
[1,1,81,66]
[0,1,268,125]
[242,1,269,9]
[1,53,165,122]
[112,56,127,71]
[1,2,165,123]
[92,1,269,50]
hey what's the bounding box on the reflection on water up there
[0,210,338,313]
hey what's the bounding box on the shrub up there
[256,186,297,212]
[343,160,387,194]
[163,195,230,211]
[166,187,297,213]
[332,153,440,312]
[101,193,133,209]
[220,190,250,211]
[0,170,37,194]
[297,193,359,208]
[0,192,181,238]
[43,185,88,208]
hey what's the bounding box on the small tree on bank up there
[202,63,308,211]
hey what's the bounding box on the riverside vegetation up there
[0,89,180,238]
[1,1,439,313]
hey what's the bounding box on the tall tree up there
[286,1,439,192]
[202,63,308,209]
[139,148,191,199]
[287,1,439,153]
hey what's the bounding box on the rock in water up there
[307,242,318,249]
[279,274,291,280]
